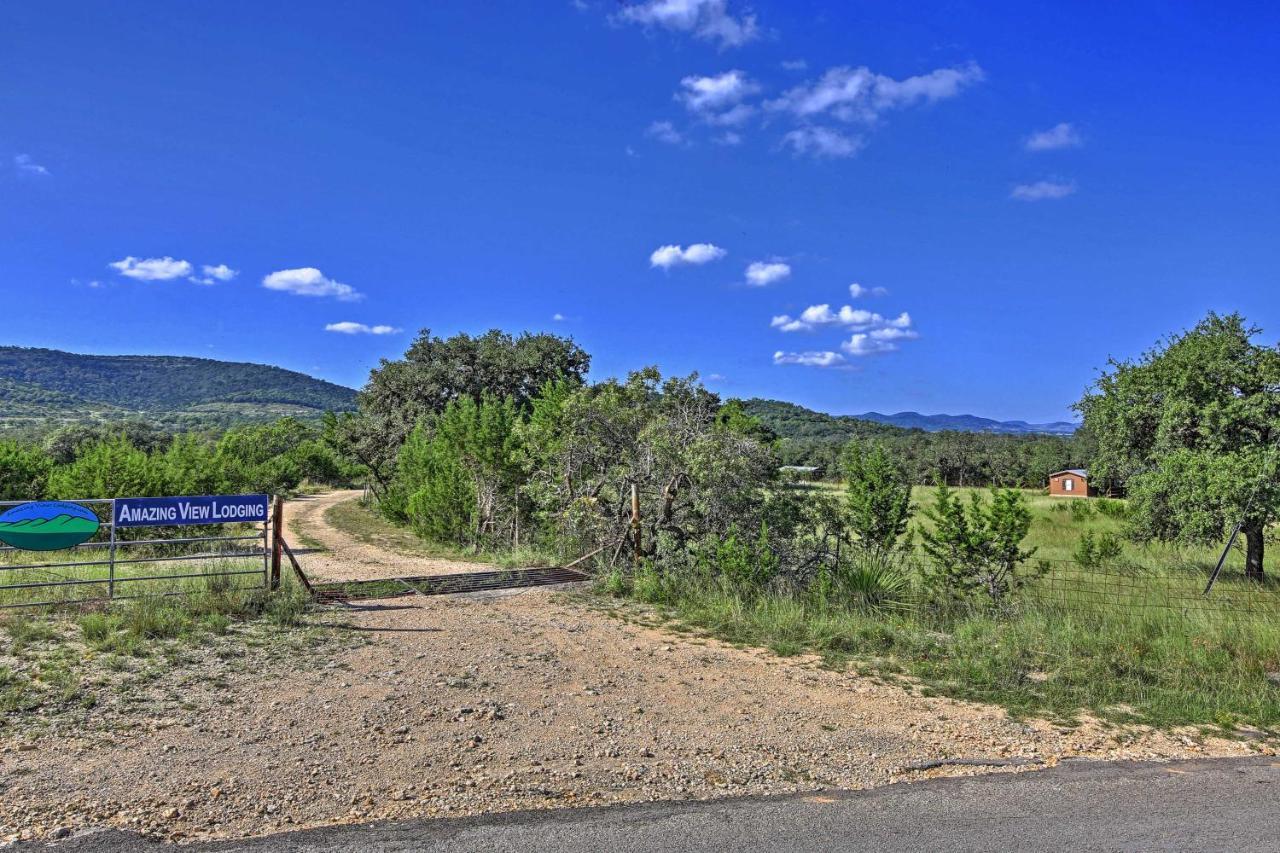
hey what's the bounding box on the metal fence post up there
[270,496,284,590]
[107,499,117,600]
[262,515,270,589]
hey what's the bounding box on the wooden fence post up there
[270,496,284,590]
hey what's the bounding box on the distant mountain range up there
[0,346,357,429]
[850,410,1078,435]
[741,399,1077,440]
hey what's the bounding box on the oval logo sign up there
[0,501,101,552]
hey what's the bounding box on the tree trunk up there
[1244,523,1265,581]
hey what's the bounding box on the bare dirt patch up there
[1,493,1272,844]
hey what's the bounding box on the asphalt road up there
[24,756,1280,852]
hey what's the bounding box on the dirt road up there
[0,493,1270,844]
[283,490,495,582]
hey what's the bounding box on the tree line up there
[329,316,1277,584]
[0,418,354,502]
[2,312,1272,585]
[743,399,1088,489]
[318,329,1046,601]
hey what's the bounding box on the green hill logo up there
[0,501,100,551]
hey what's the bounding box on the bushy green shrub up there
[0,441,52,500]
[918,484,1038,604]
[48,434,162,499]
[216,418,344,495]
[632,560,673,604]
[841,442,913,551]
[1074,530,1124,568]
[1094,498,1129,519]
[697,523,778,592]
[1069,499,1095,522]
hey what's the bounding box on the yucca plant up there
[829,548,911,614]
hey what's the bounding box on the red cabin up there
[1048,469,1095,498]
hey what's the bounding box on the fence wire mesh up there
[894,548,1280,620]
[1022,559,1280,618]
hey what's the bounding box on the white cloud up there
[772,297,918,361]
[190,263,239,285]
[771,304,890,332]
[618,0,760,49]
[14,154,49,177]
[676,71,759,126]
[745,260,791,286]
[768,62,984,123]
[704,102,756,127]
[646,120,685,145]
[324,322,401,335]
[706,373,727,381]
[716,131,743,146]
[1010,180,1077,201]
[677,70,759,113]
[111,257,240,286]
[109,256,194,281]
[842,333,895,355]
[849,282,887,298]
[650,243,727,269]
[263,267,362,300]
[552,312,567,321]
[202,263,237,282]
[1025,122,1082,151]
[781,59,808,72]
[869,325,918,341]
[769,314,807,332]
[841,314,918,355]
[781,126,863,159]
[773,350,847,368]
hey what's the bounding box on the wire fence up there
[890,548,1280,619]
[999,557,1278,619]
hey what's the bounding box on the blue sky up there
[2,1,1277,422]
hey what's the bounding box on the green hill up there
[0,347,356,430]
[0,514,100,550]
[739,399,916,442]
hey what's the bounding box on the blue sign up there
[114,494,270,528]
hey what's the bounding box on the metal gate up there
[0,494,273,610]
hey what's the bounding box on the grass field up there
[803,484,1261,573]
[602,486,1280,732]
[910,486,1254,570]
